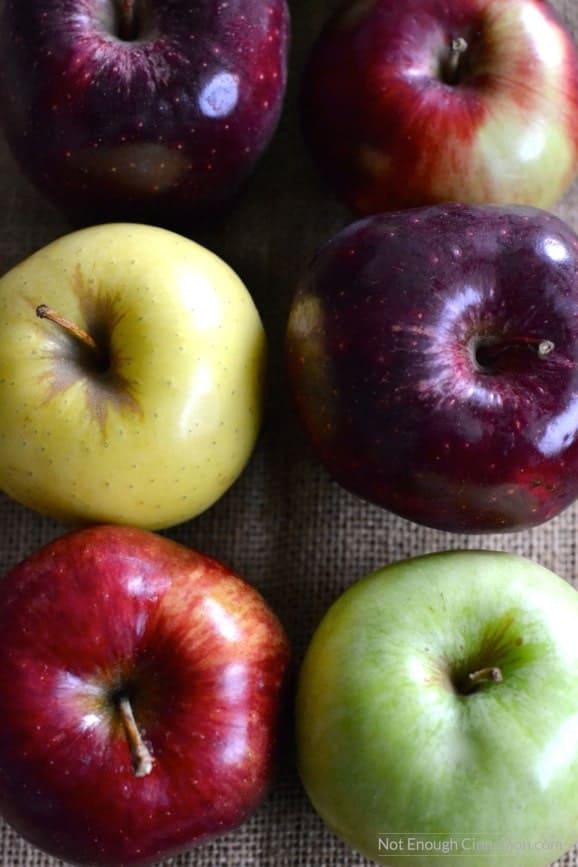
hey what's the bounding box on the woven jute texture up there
[1,0,578,865]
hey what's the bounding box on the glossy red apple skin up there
[286,203,578,533]
[0,0,289,224]
[0,526,289,866]
[303,0,578,214]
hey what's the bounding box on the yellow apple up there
[0,223,266,529]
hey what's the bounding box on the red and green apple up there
[303,0,578,213]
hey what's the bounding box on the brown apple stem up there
[117,695,154,778]
[505,337,555,358]
[464,666,503,694]
[115,0,137,40]
[36,304,99,353]
[537,340,555,357]
[445,37,468,85]
[504,337,555,358]
[476,336,555,369]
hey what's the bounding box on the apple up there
[286,203,578,533]
[302,0,578,214]
[0,524,289,866]
[297,549,578,867]
[0,222,266,529]
[0,0,289,224]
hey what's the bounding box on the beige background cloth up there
[1,0,578,865]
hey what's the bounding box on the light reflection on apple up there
[199,71,240,119]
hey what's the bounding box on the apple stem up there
[117,695,154,778]
[445,37,468,85]
[537,340,555,356]
[115,0,138,41]
[36,304,99,353]
[505,337,554,358]
[464,666,503,693]
[475,336,555,371]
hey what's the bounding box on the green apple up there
[0,223,266,529]
[297,551,578,867]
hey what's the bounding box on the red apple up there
[0,0,289,224]
[302,0,578,214]
[286,203,578,533]
[0,525,289,866]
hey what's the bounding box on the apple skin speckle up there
[0,0,289,224]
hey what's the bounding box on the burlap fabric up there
[1,0,578,865]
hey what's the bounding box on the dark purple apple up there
[0,525,289,865]
[0,0,289,223]
[302,0,578,214]
[286,203,578,533]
